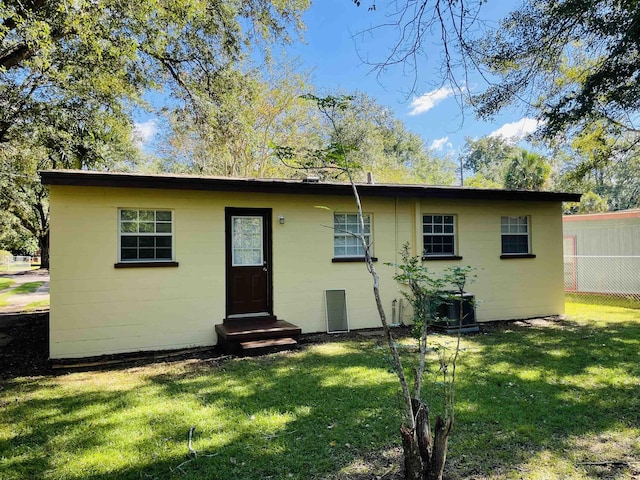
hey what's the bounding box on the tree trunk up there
[401,398,452,480]
[401,424,424,480]
[427,416,452,480]
[38,230,49,269]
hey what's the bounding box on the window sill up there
[332,257,378,263]
[500,254,536,259]
[422,255,463,261]
[114,261,179,268]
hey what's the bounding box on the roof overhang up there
[39,170,582,202]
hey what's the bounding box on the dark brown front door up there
[225,208,272,317]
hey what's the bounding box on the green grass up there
[22,299,50,311]
[0,300,638,479]
[0,281,44,308]
[0,278,15,291]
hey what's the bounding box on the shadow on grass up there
[446,318,640,477]
[0,320,638,479]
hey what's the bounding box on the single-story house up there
[563,209,640,295]
[40,170,580,359]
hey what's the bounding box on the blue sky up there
[287,1,540,155]
[135,1,539,157]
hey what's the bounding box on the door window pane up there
[232,216,263,266]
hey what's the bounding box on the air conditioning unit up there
[432,292,479,333]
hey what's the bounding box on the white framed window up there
[119,209,173,262]
[333,213,372,258]
[501,216,530,255]
[423,214,456,256]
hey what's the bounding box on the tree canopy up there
[0,0,309,266]
[474,0,640,137]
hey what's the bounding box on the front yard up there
[0,300,638,479]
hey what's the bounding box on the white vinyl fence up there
[0,255,32,272]
[564,255,640,301]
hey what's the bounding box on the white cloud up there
[133,119,158,146]
[489,118,540,142]
[430,136,450,151]
[408,87,457,116]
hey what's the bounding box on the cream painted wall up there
[49,186,565,358]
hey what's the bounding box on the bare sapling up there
[274,95,476,480]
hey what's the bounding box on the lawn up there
[0,299,638,479]
[0,281,44,309]
[0,278,15,291]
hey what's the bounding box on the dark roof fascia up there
[39,170,582,202]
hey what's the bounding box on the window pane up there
[139,248,155,259]
[156,248,172,259]
[231,216,263,265]
[121,236,137,247]
[502,235,529,254]
[121,222,137,233]
[347,245,360,256]
[156,237,171,247]
[121,248,138,260]
[139,210,154,221]
[156,211,172,221]
[156,223,172,233]
[138,237,154,247]
[444,224,454,233]
[423,215,432,223]
[121,210,137,221]
[139,222,154,233]
[444,215,453,224]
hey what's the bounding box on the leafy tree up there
[553,121,640,210]
[0,207,39,256]
[328,93,457,184]
[474,1,640,138]
[504,149,551,191]
[563,191,609,215]
[1,0,309,267]
[0,102,139,268]
[158,62,322,178]
[460,136,518,186]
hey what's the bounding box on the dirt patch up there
[0,313,50,379]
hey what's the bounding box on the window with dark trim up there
[423,214,456,256]
[501,216,530,255]
[119,209,173,262]
[333,213,372,258]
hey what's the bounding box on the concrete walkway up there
[0,269,50,314]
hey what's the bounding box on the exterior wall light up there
[278,215,285,224]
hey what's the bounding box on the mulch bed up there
[0,313,51,379]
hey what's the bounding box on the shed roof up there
[563,208,640,222]
[40,169,581,202]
